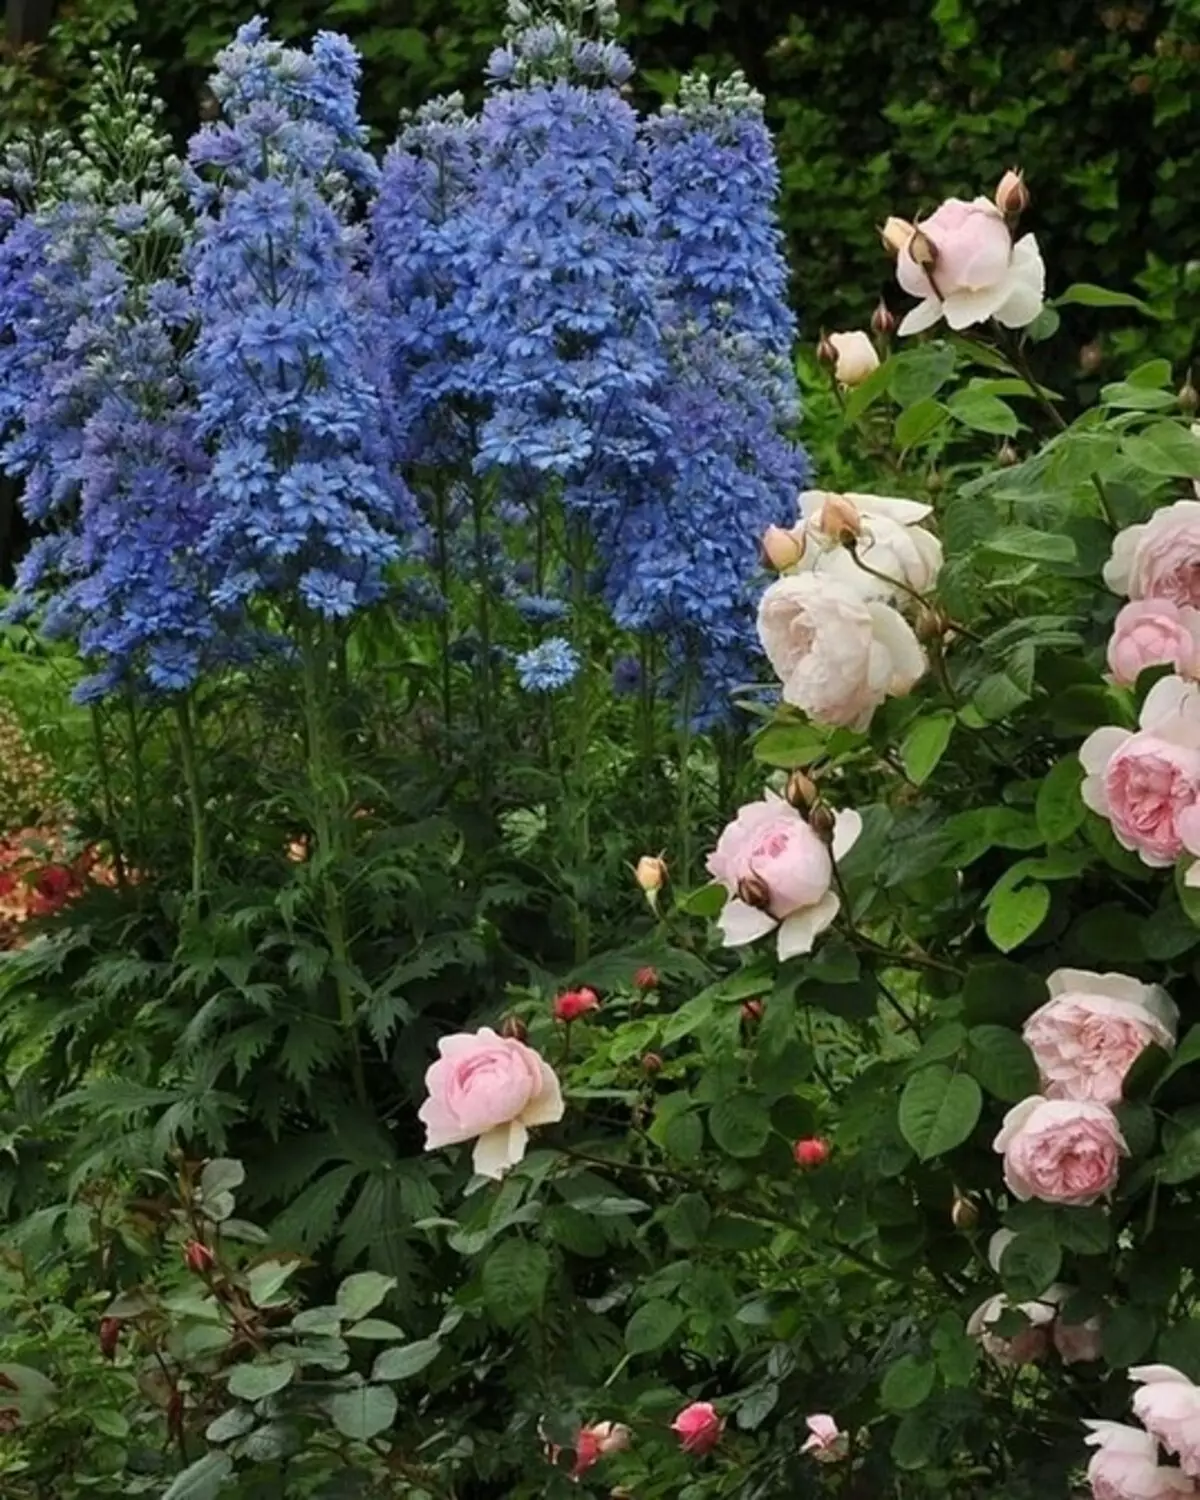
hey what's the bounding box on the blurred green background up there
[4,0,1200,364]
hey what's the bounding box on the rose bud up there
[635,855,667,894]
[951,1190,980,1231]
[995,167,1030,219]
[184,1240,214,1274]
[641,1052,663,1074]
[827,330,880,388]
[807,804,837,844]
[99,1317,121,1359]
[998,439,1019,467]
[815,493,862,543]
[871,298,897,338]
[634,965,659,992]
[1180,376,1199,415]
[741,999,765,1023]
[500,1014,528,1042]
[736,872,771,910]
[879,215,915,256]
[554,987,600,1023]
[761,523,805,573]
[785,769,818,811]
[793,1137,831,1169]
[671,1400,723,1456]
[907,225,939,272]
[1079,339,1103,375]
[815,332,838,366]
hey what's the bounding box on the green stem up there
[677,661,695,889]
[470,483,494,808]
[88,706,127,893]
[124,689,147,865]
[300,629,367,1108]
[637,635,656,833]
[569,524,591,963]
[173,696,207,908]
[433,476,454,733]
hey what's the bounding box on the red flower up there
[184,1239,214,1274]
[741,999,765,1023]
[99,1317,121,1359]
[633,965,659,991]
[553,987,599,1023]
[793,1137,831,1169]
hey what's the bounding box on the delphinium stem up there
[569,522,592,963]
[89,705,128,892]
[173,696,207,908]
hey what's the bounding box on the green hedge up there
[5,0,1200,365]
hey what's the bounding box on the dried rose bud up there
[641,1052,663,1074]
[879,216,915,256]
[994,168,1030,220]
[500,1014,528,1042]
[816,332,837,366]
[1180,376,1199,415]
[907,225,938,273]
[785,769,819,811]
[736,872,771,910]
[951,1190,980,1232]
[807,805,836,844]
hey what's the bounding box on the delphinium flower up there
[186,21,421,624]
[606,72,807,724]
[371,94,479,471]
[0,56,219,703]
[515,637,581,692]
[467,0,670,540]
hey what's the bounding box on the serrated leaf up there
[162,1453,235,1500]
[205,1406,256,1444]
[901,711,954,785]
[895,395,947,448]
[227,1360,295,1402]
[625,1299,683,1355]
[346,1318,405,1339]
[966,1025,1039,1102]
[948,388,1019,435]
[708,1093,771,1158]
[1036,756,1086,843]
[335,1271,396,1322]
[372,1338,441,1380]
[986,881,1050,952]
[1123,422,1200,478]
[328,1383,398,1441]
[880,1354,935,1412]
[199,1158,245,1200]
[247,1260,300,1309]
[898,1066,982,1161]
[481,1240,550,1327]
[999,1233,1061,1299]
[1056,282,1154,314]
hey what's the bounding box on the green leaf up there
[91,1408,130,1439]
[1153,1023,1200,1094]
[948,388,1019,435]
[890,343,957,406]
[372,1338,441,1381]
[247,1260,301,1309]
[1056,282,1155,314]
[708,1092,772,1158]
[880,1354,936,1413]
[895,396,947,449]
[625,1299,684,1355]
[986,882,1050,952]
[345,1318,406,1339]
[1122,422,1200,478]
[661,1194,712,1250]
[335,1271,396,1322]
[1160,1128,1200,1185]
[200,1158,245,1200]
[481,1240,550,1328]
[963,961,1048,1026]
[1036,756,1086,843]
[843,356,893,421]
[1129,358,1174,388]
[752,722,828,768]
[901,711,955,785]
[898,1066,982,1161]
[662,1110,704,1161]
[328,1383,398,1441]
[677,883,727,919]
[999,1234,1061,1299]
[966,1026,1040,1102]
[162,1454,235,1500]
[1156,1320,1200,1381]
[205,1407,255,1444]
[982,527,1076,563]
[227,1360,295,1402]
[1103,1305,1157,1369]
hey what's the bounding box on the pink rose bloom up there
[570,1421,631,1478]
[706,793,862,960]
[1084,1421,1196,1499]
[1105,500,1200,607]
[1023,968,1178,1104]
[1132,1366,1200,1478]
[671,1400,723,1456]
[1081,675,1200,867]
[801,1414,848,1463]
[1107,601,1200,688]
[419,1027,564,1179]
[994,1096,1127,1206]
[892,196,1045,336]
[1053,1306,1103,1365]
[757,572,926,730]
[966,1291,1055,1367]
[796,490,943,601]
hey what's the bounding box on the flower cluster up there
[1085,1369,1200,1497]
[757,489,932,730]
[0,825,114,947]
[968,1231,1101,1370]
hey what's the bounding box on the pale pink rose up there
[801,1414,848,1463]
[671,1401,723,1456]
[1181,804,1200,890]
[827,330,880,387]
[1053,1306,1103,1365]
[706,793,862,961]
[1084,1421,1197,1499]
[1105,501,1200,607]
[570,1421,631,1478]
[993,1096,1127,1206]
[1081,675,1200,867]
[796,490,943,601]
[966,1291,1055,1367]
[893,196,1045,336]
[1023,969,1178,1104]
[419,1027,564,1180]
[1132,1366,1200,1478]
[1107,601,1200,687]
[757,572,926,731]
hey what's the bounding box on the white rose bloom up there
[796,490,943,602]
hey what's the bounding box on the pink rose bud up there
[554,987,600,1023]
[571,1422,629,1479]
[740,999,764,1023]
[99,1317,121,1359]
[879,215,915,256]
[815,494,862,543]
[761,523,805,572]
[635,855,667,895]
[801,1414,849,1463]
[419,1027,565,1179]
[671,1400,723,1456]
[827,330,880,388]
[793,1137,831,1169]
[1105,600,1200,688]
[184,1240,214,1274]
[995,167,1030,219]
[633,965,659,991]
[591,1420,631,1456]
[871,298,897,338]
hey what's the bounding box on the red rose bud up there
[99,1318,121,1359]
[184,1239,214,1274]
[634,965,659,992]
[641,1052,663,1074]
[741,999,764,1023]
[553,987,600,1023]
[793,1137,831,1170]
